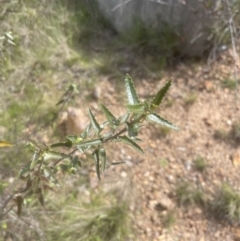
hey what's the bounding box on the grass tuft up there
[175,181,205,206]
[221,78,238,90]
[212,183,240,224]
[161,210,176,229]
[194,156,207,172]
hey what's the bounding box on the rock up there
[155,196,175,211]
[92,86,101,100]
[231,150,240,167]
[204,81,214,91]
[58,107,89,135]
[234,228,240,241]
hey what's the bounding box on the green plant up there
[194,156,207,172]
[158,125,172,137]
[1,74,178,218]
[231,122,240,142]
[44,194,131,241]
[212,183,240,224]
[161,210,176,229]
[175,182,205,206]
[214,129,228,140]
[221,78,238,90]
[184,93,198,106]
[158,158,168,168]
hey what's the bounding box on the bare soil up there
[74,47,240,241]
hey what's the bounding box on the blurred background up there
[0,0,240,240]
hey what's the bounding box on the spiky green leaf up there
[30,151,40,170]
[151,79,172,108]
[71,155,81,167]
[43,166,60,186]
[118,135,144,154]
[126,103,146,113]
[76,138,102,149]
[127,123,140,138]
[100,103,119,126]
[93,149,101,180]
[50,141,72,148]
[43,151,70,161]
[88,108,102,134]
[147,113,179,130]
[118,113,130,125]
[125,74,140,105]
[81,123,92,139]
[99,148,107,172]
[19,162,31,179]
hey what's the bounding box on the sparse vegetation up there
[161,210,176,229]
[1,0,240,240]
[175,182,205,206]
[184,93,198,106]
[194,156,207,172]
[212,183,240,224]
[214,129,228,140]
[231,122,240,143]
[158,158,168,168]
[221,77,238,90]
[158,125,172,137]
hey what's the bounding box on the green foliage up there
[175,182,205,206]
[221,78,238,90]
[122,18,180,58]
[125,74,140,105]
[158,158,168,168]
[212,184,240,224]
[161,210,176,229]
[2,74,178,218]
[194,156,207,172]
[45,197,131,241]
[184,93,198,106]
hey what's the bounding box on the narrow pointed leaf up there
[43,151,70,161]
[30,151,40,170]
[50,141,72,148]
[71,155,81,167]
[99,148,107,172]
[100,103,119,126]
[126,103,146,113]
[0,141,12,147]
[125,74,140,105]
[7,39,15,45]
[147,113,179,130]
[76,138,102,149]
[100,121,110,128]
[19,162,31,179]
[93,149,101,180]
[5,32,14,40]
[43,166,60,186]
[111,161,125,165]
[38,188,44,206]
[15,194,23,217]
[118,113,130,125]
[81,123,92,139]
[151,79,172,107]
[88,108,102,134]
[118,135,144,154]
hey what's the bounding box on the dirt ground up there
[67,46,240,241]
